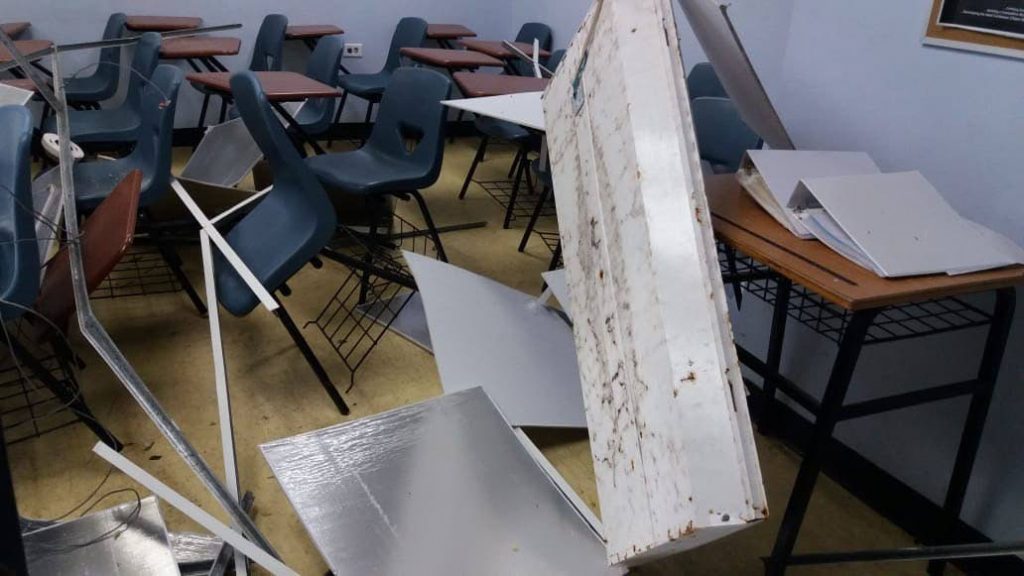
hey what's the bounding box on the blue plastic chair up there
[294,36,344,139]
[459,49,565,231]
[0,106,39,321]
[63,13,127,106]
[510,23,553,76]
[194,14,289,129]
[71,65,207,315]
[307,67,452,260]
[45,31,161,146]
[692,96,762,174]
[249,14,289,72]
[0,105,122,449]
[329,17,428,145]
[688,62,728,100]
[219,70,350,415]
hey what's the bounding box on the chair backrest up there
[366,67,452,186]
[126,64,183,206]
[297,36,344,135]
[384,17,428,73]
[687,62,728,100]
[250,14,288,71]
[516,23,553,51]
[125,32,161,114]
[35,171,141,332]
[512,23,553,76]
[222,71,337,316]
[0,106,39,321]
[90,13,127,97]
[692,97,761,174]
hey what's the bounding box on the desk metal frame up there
[720,249,1019,575]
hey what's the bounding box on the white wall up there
[14,0,529,125]
[526,0,1024,547]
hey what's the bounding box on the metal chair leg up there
[360,101,375,147]
[548,242,562,271]
[197,94,210,129]
[458,136,489,200]
[149,228,208,316]
[9,338,123,451]
[503,153,529,229]
[327,91,348,148]
[407,190,448,263]
[273,299,350,416]
[358,198,383,305]
[519,184,551,252]
[508,148,524,179]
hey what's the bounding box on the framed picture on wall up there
[923,0,1024,59]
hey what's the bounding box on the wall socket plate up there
[343,43,364,58]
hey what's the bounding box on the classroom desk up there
[160,37,241,70]
[452,72,548,98]
[401,47,503,71]
[426,24,477,49]
[187,71,341,155]
[125,16,203,33]
[0,40,52,64]
[286,24,349,72]
[459,39,551,61]
[0,78,39,92]
[706,174,1023,575]
[1,22,31,38]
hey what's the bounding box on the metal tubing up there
[838,380,979,421]
[788,539,1024,567]
[765,309,878,576]
[459,136,489,200]
[929,288,1017,576]
[273,301,351,415]
[759,276,792,430]
[33,41,281,560]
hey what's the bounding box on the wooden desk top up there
[1,78,40,92]
[453,72,549,98]
[460,39,551,60]
[427,24,477,40]
[186,71,342,102]
[286,25,344,40]
[125,16,203,32]
[400,47,502,69]
[707,175,1024,311]
[0,40,53,63]
[160,37,241,59]
[1,22,31,38]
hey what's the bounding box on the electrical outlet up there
[343,43,363,58]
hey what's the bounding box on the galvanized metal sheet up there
[544,0,766,565]
[405,252,587,429]
[261,388,620,576]
[23,496,181,575]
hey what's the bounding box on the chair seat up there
[64,73,117,103]
[306,149,434,195]
[72,159,156,211]
[475,116,531,142]
[215,195,331,317]
[44,108,141,144]
[337,72,391,99]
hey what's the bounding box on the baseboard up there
[173,120,479,148]
[745,384,1023,575]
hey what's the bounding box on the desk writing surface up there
[426,24,477,40]
[186,72,341,101]
[1,78,40,92]
[459,39,551,60]
[707,175,1024,310]
[160,37,241,59]
[401,47,502,69]
[286,25,344,39]
[0,40,52,63]
[453,72,548,98]
[1,22,30,37]
[125,16,203,32]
